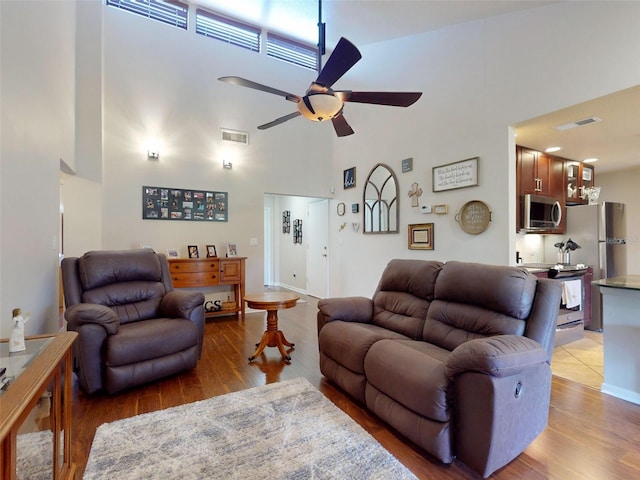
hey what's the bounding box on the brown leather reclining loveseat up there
[62,249,205,395]
[317,259,561,477]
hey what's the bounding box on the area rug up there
[84,377,417,479]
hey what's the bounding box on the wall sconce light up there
[147,149,160,160]
[223,160,232,169]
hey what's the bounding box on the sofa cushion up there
[106,318,198,367]
[78,249,163,290]
[422,301,526,351]
[371,259,442,338]
[364,339,451,422]
[421,261,534,351]
[434,261,537,319]
[318,321,409,374]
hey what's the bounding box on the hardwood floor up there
[71,294,640,479]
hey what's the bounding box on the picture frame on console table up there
[188,245,199,258]
[226,243,238,257]
[408,223,434,250]
[206,245,217,258]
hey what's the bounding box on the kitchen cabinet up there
[565,160,595,205]
[566,161,595,205]
[516,145,565,233]
[518,146,551,195]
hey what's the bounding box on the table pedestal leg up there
[249,309,295,362]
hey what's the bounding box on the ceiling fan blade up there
[257,111,302,130]
[331,114,355,137]
[335,91,422,107]
[218,76,301,103]
[314,37,362,88]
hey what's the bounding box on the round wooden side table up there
[244,292,299,362]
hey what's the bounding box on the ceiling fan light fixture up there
[297,93,343,122]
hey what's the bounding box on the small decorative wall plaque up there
[455,200,491,235]
[343,167,356,189]
[408,223,434,250]
[401,158,413,173]
[408,182,423,207]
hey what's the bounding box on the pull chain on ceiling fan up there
[218,1,422,137]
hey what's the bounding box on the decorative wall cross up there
[408,182,423,207]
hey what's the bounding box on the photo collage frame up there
[143,186,228,222]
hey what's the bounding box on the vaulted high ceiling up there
[199,0,638,173]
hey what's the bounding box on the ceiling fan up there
[218,36,422,137]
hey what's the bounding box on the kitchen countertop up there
[520,263,591,276]
[593,275,640,291]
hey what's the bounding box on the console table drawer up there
[171,271,219,287]
[169,260,219,274]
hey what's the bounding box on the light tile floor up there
[551,330,604,389]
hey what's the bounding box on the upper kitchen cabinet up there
[566,161,596,205]
[516,145,565,233]
[517,146,564,198]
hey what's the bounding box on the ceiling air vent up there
[553,116,602,131]
[221,128,249,144]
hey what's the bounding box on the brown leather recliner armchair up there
[61,249,205,394]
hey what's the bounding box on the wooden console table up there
[0,331,77,480]
[169,257,246,318]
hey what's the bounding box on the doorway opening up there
[264,194,330,298]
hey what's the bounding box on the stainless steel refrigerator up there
[565,202,627,331]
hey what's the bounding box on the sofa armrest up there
[65,303,120,335]
[444,335,547,380]
[317,296,373,332]
[160,290,205,319]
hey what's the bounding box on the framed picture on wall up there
[408,223,434,250]
[206,245,217,258]
[343,167,356,189]
[188,245,199,258]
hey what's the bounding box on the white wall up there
[328,1,640,297]
[0,2,76,337]
[96,7,333,296]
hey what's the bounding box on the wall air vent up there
[553,116,602,131]
[221,128,249,144]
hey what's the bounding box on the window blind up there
[196,9,261,52]
[266,33,318,71]
[106,0,187,29]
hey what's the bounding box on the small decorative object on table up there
[206,245,217,258]
[188,245,199,258]
[9,308,29,353]
[226,243,238,257]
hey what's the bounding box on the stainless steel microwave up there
[521,194,562,231]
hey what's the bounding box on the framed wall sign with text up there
[432,157,479,192]
[343,167,356,189]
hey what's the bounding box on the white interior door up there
[307,199,329,298]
